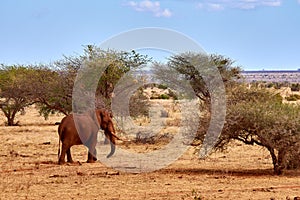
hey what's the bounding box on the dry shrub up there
[166,118,181,127]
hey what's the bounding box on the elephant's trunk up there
[106,141,115,158]
[106,130,116,158]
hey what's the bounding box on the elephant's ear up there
[88,109,101,128]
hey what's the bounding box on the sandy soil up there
[1,106,300,200]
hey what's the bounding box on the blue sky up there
[1,0,300,70]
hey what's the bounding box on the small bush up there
[167,89,178,100]
[286,94,300,101]
[266,82,275,88]
[274,83,283,89]
[181,190,203,200]
[291,83,300,92]
[157,84,168,90]
[134,132,172,144]
[159,94,170,99]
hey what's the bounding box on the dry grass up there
[0,105,300,200]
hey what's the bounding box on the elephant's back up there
[58,115,76,136]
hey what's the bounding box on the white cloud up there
[126,0,172,17]
[197,0,282,11]
[197,3,225,11]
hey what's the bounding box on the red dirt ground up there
[1,107,300,200]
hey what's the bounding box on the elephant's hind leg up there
[58,143,71,165]
[66,148,74,163]
[58,144,67,164]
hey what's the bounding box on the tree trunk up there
[3,109,17,126]
[267,146,282,175]
[7,116,16,126]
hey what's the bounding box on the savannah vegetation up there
[153,52,300,175]
[1,45,300,176]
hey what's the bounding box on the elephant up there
[57,109,120,165]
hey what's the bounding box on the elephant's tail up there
[57,124,62,162]
[57,136,61,161]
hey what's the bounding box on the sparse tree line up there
[0,45,150,125]
[1,45,300,174]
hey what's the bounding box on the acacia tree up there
[85,46,150,100]
[193,83,300,174]
[220,84,300,174]
[154,52,300,174]
[37,45,151,115]
[0,65,70,124]
[0,65,35,125]
[29,66,71,119]
[153,53,241,103]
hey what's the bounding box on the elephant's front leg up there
[87,133,97,163]
[87,150,97,163]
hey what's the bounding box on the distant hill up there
[243,69,300,73]
[242,70,300,83]
[133,69,300,83]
